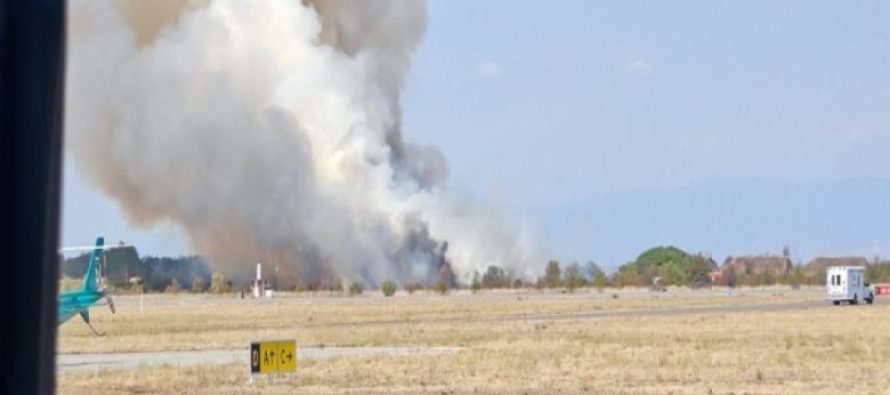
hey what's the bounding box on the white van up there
[826,266,874,305]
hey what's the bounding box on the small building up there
[804,256,868,276]
[708,270,723,284]
[722,255,792,278]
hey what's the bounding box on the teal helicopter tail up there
[82,237,105,293]
[58,236,116,335]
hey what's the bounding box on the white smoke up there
[65,0,542,285]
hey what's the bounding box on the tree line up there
[61,245,890,294]
[60,246,216,293]
[466,246,890,292]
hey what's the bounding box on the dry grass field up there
[57,287,890,394]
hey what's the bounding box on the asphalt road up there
[58,346,462,373]
[110,287,828,308]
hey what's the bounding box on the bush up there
[788,266,804,290]
[867,261,890,283]
[191,277,205,293]
[165,278,182,294]
[471,272,482,294]
[129,282,145,293]
[349,282,364,296]
[432,280,449,295]
[612,267,646,288]
[405,282,424,295]
[210,272,230,294]
[686,255,715,286]
[381,280,397,297]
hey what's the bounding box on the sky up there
[62,1,890,270]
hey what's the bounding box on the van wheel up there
[851,295,858,305]
[866,297,874,305]
[833,300,840,306]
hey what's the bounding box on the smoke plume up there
[65,0,541,286]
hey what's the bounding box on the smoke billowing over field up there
[65,0,542,286]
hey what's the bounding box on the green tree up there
[658,262,685,286]
[686,255,716,287]
[593,270,608,292]
[585,260,604,280]
[616,246,720,288]
[543,260,562,288]
[563,262,587,292]
[618,246,691,285]
[788,266,804,290]
[348,282,364,296]
[470,271,482,294]
[381,280,397,297]
[482,265,510,289]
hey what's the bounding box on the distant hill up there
[535,178,890,270]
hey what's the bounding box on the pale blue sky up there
[63,1,890,269]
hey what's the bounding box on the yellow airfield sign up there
[250,340,296,374]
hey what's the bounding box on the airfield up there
[58,287,890,395]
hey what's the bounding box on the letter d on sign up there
[250,342,261,373]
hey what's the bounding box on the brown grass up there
[59,276,83,292]
[57,288,890,394]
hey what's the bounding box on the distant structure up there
[804,256,868,276]
[708,270,724,284]
[251,263,272,298]
[722,255,792,278]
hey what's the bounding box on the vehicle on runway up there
[58,237,116,335]
[826,266,874,305]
